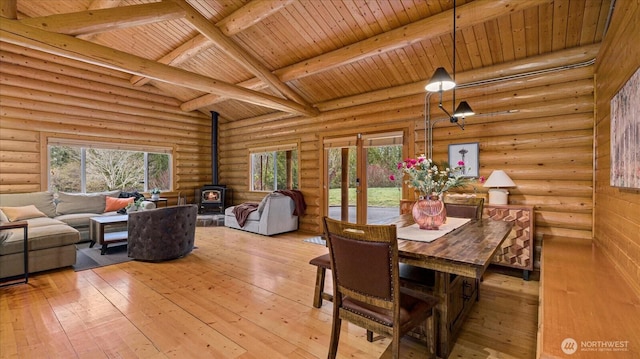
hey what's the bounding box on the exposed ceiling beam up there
[131,0,292,87]
[87,0,121,10]
[182,0,547,111]
[0,19,318,117]
[217,0,293,36]
[169,0,316,115]
[19,1,184,36]
[276,0,549,82]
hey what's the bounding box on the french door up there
[323,131,404,224]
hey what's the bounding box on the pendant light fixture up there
[425,0,474,124]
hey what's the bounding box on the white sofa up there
[224,193,298,235]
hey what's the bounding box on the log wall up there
[0,42,212,202]
[1,40,598,266]
[219,53,597,252]
[593,0,640,295]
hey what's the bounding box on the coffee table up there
[89,215,128,255]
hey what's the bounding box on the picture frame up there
[448,142,479,177]
[610,67,640,189]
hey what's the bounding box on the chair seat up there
[343,292,438,327]
[309,253,330,268]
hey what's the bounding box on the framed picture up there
[610,67,640,189]
[448,142,479,177]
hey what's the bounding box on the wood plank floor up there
[0,227,539,358]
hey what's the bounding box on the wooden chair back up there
[323,217,437,358]
[444,196,484,220]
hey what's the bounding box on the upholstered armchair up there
[127,205,197,261]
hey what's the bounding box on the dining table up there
[387,214,514,358]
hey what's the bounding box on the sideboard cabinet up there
[482,204,535,280]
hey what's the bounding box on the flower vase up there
[151,194,160,200]
[412,195,447,230]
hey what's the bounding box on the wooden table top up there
[388,214,514,278]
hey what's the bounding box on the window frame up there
[248,142,299,192]
[45,136,174,194]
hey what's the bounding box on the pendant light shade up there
[453,101,474,118]
[425,67,456,92]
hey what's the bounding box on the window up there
[250,143,298,191]
[48,138,172,193]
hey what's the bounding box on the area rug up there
[73,242,132,271]
[303,236,326,246]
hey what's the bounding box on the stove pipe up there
[211,111,219,185]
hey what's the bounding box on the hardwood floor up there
[0,227,539,358]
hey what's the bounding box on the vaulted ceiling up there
[2,0,613,121]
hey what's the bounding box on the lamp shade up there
[483,170,516,188]
[453,101,475,118]
[425,67,456,92]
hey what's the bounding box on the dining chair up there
[309,251,333,308]
[443,196,484,220]
[400,196,485,300]
[323,217,438,359]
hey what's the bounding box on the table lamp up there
[483,170,516,205]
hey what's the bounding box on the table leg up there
[435,271,449,358]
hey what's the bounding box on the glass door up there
[324,131,403,224]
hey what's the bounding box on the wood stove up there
[197,185,227,214]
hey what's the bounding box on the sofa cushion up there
[56,192,106,215]
[0,223,79,255]
[0,205,47,222]
[0,191,57,218]
[105,197,134,212]
[54,213,101,229]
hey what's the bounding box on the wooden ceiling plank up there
[315,44,599,112]
[551,0,569,51]
[538,2,554,53]
[566,0,586,47]
[472,23,493,67]
[1,0,17,19]
[275,0,548,82]
[170,0,316,115]
[131,34,212,86]
[462,26,483,69]
[510,10,527,60]
[497,15,515,62]
[523,6,540,57]
[579,0,602,44]
[217,0,293,36]
[455,29,474,72]
[19,2,185,36]
[0,19,317,117]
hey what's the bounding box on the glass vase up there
[412,194,447,230]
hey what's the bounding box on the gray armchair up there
[127,205,197,261]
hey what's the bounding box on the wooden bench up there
[537,235,640,358]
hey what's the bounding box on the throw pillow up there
[0,209,8,223]
[0,205,47,221]
[105,197,134,212]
